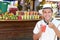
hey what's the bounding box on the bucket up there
[0,2,10,14]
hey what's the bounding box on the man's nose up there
[46,13,49,15]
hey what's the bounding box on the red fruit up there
[9,8,18,15]
[18,16,22,20]
[41,25,46,32]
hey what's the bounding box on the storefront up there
[0,0,60,40]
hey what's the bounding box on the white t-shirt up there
[33,19,60,40]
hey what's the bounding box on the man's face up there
[43,9,53,21]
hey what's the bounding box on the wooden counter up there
[0,20,40,40]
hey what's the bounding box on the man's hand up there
[48,22,60,38]
[40,24,46,32]
[48,22,55,29]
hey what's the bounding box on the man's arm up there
[33,31,42,40]
[53,26,60,38]
[48,22,60,38]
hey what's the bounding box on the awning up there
[46,0,60,2]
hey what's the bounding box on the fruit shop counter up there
[0,20,40,40]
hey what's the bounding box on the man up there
[33,4,60,40]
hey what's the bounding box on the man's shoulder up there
[36,20,44,24]
[52,18,60,25]
[53,19,60,23]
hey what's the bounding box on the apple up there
[41,25,46,32]
[18,15,22,20]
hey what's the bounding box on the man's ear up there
[41,15,44,19]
